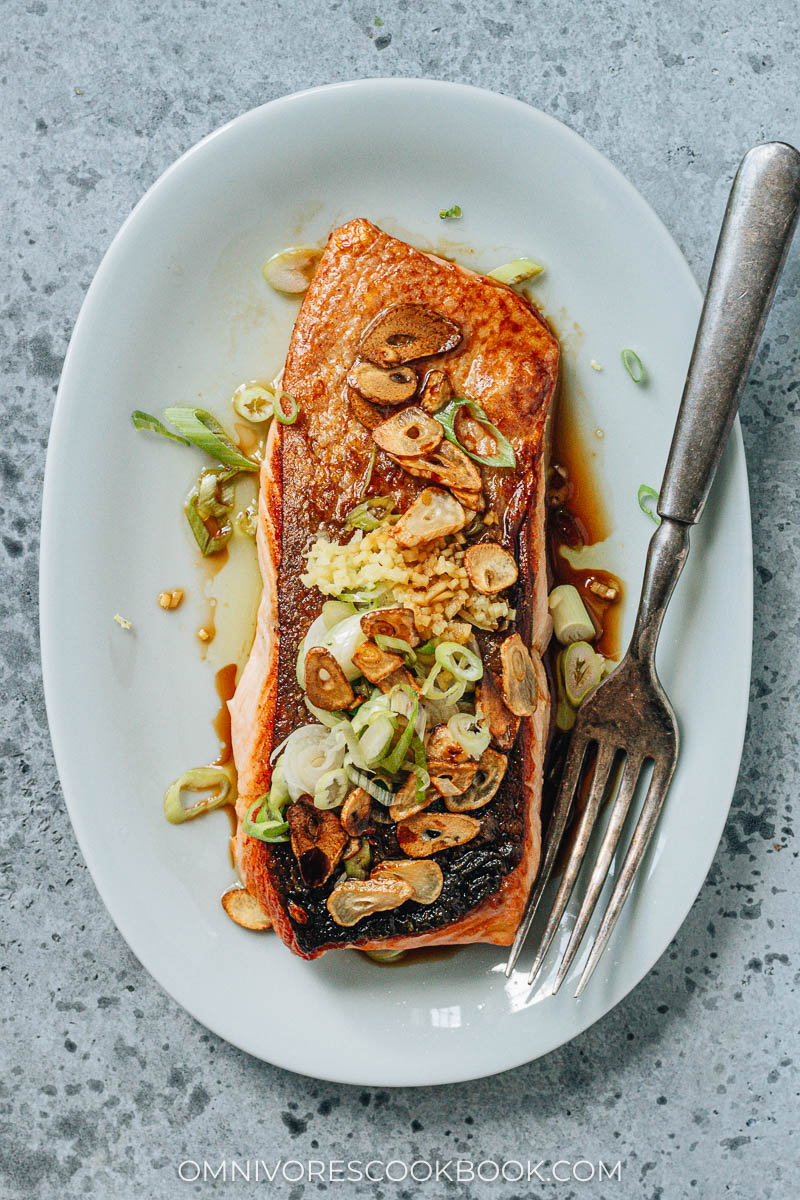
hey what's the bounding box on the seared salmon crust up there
[230,219,559,958]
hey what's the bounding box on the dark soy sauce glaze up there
[213,663,239,860]
[213,663,238,767]
[543,379,625,873]
[548,380,623,658]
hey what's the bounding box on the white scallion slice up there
[358,714,395,766]
[487,258,544,286]
[232,382,276,424]
[548,584,596,645]
[262,244,322,294]
[314,768,349,810]
[562,641,602,708]
[322,600,357,630]
[447,713,491,760]
[282,725,345,800]
[434,641,483,683]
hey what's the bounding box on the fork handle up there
[659,141,800,524]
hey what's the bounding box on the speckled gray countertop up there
[2,2,799,1197]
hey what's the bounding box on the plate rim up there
[40,78,753,1086]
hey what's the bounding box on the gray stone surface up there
[2,1,799,1197]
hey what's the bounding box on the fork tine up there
[504,732,590,977]
[550,753,643,995]
[574,755,677,997]
[526,741,618,985]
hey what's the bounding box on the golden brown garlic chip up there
[347,359,418,405]
[352,640,404,684]
[464,543,519,594]
[360,304,461,367]
[372,858,443,904]
[500,633,538,716]
[377,666,421,695]
[304,646,356,711]
[360,606,420,647]
[418,368,453,414]
[427,759,479,797]
[221,886,272,931]
[389,773,435,821]
[451,486,486,512]
[341,787,372,836]
[444,748,508,812]
[426,724,469,765]
[347,387,388,431]
[372,407,443,458]
[393,487,467,548]
[391,440,482,493]
[396,812,481,857]
[476,667,521,750]
[326,876,413,926]
[287,799,348,888]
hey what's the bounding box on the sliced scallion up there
[164,766,233,824]
[420,663,466,705]
[344,763,393,806]
[380,692,418,775]
[437,397,516,469]
[304,697,347,729]
[345,496,396,531]
[447,713,491,760]
[185,467,236,556]
[621,348,646,383]
[637,484,661,525]
[439,204,462,220]
[358,445,377,501]
[322,600,357,629]
[232,383,275,424]
[344,840,372,879]
[375,634,416,661]
[434,641,483,683]
[358,714,396,766]
[313,768,349,810]
[242,798,289,843]
[554,650,576,732]
[548,584,595,645]
[562,640,602,707]
[164,407,258,471]
[262,244,322,294]
[410,733,430,804]
[272,388,299,426]
[487,258,544,286]
[131,410,190,445]
[235,503,258,537]
[267,757,291,819]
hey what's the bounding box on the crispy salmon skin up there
[230,219,559,958]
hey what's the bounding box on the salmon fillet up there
[230,218,559,958]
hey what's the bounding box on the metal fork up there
[506,141,800,996]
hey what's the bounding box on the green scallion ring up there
[242,798,290,843]
[621,348,646,384]
[164,766,233,824]
[434,640,483,683]
[273,389,299,425]
[637,483,661,525]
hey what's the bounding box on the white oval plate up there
[41,80,752,1086]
